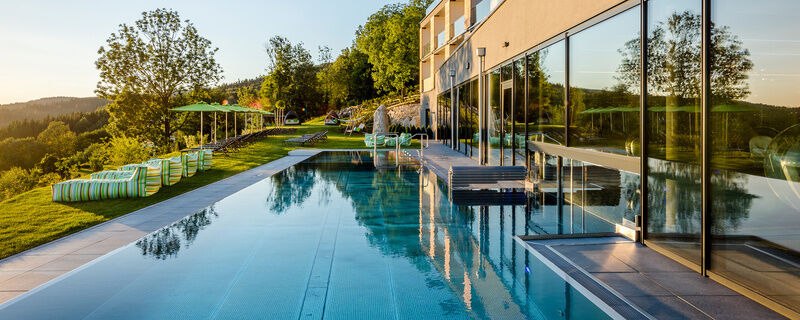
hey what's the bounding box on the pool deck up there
[0,149,336,305]
[522,237,786,320]
[405,142,525,189]
[414,143,785,319]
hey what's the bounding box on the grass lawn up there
[0,121,417,259]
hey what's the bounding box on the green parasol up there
[171,102,232,145]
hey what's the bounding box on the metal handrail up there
[530,132,563,146]
[410,133,429,162]
[372,133,400,167]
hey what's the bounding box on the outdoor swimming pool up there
[0,152,615,319]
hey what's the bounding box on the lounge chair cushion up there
[53,167,146,202]
[118,164,162,196]
[144,158,182,186]
[197,149,213,170]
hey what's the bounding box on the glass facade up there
[527,41,566,145]
[569,8,641,155]
[709,0,800,311]
[488,69,502,165]
[457,79,479,157]
[513,58,526,162]
[432,1,800,313]
[645,0,703,265]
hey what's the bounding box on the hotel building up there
[419,0,800,317]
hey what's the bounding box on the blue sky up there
[0,0,397,104]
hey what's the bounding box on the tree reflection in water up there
[265,166,318,214]
[135,206,219,260]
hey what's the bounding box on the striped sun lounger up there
[117,163,162,196]
[175,152,199,178]
[197,149,213,171]
[53,166,147,202]
[144,158,182,186]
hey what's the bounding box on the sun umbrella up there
[171,102,231,145]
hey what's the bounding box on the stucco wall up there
[436,0,625,91]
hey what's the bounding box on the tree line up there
[0,0,431,201]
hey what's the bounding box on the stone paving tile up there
[643,271,740,296]
[0,272,22,283]
[0,255,63,272]
[563,251,637,273]
[0,271,63,291]
[70,235,146,255]
[625,295,711,320]
[682,295,786,320]
[32,254,101,272]
[592,272,672,297]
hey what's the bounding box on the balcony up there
[421,42,432,57]
[436,30,447,49]
[422,76,435,92]
[453,16,465,38]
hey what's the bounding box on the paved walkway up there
[406,142,524,189]
[0,150,325,305]
[522,237,785,320]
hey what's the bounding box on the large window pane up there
[527,41,566,145]
[569,8,641,155]
[488,70,502,165]
[513,58,526,160]
[470,79,479,159]
[645,0,703,267]
[710,0,800,312]
[458,82,474,156]
[438,90,451,142]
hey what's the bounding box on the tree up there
[95,8,222,151]
[318,46,377,107]
[259,36,321,119]
[355,0,432,95]
[36,121,76,157]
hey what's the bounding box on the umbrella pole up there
[200,111,204,148]
[234,113,237,136]
[226,113,229,139]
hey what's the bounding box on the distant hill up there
[0,97,108,128]
[217,77,264,93]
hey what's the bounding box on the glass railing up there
[421,42,432,57]
[437,30,447,48]
[475,0,491,23]
[453,16,465,37]
[425,0,441,16]
[474,0,503,24]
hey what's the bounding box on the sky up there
[0,0,397,104]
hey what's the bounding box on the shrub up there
[84,143,108,172]
[0,137,48,171]
[37,172,63,187]
[37,121,76,157]
[37,154,60,175]
[106,135,151,166]
[0,167,37,201]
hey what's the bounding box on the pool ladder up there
[371,133,429,171]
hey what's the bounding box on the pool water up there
[0,152,613,319]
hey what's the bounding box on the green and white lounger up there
[53,166,147,202]
[173,153,199,178]
[144,158,182,186]
[117,163,162,196]
[197,149,213,171]
[364,133,386,147]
